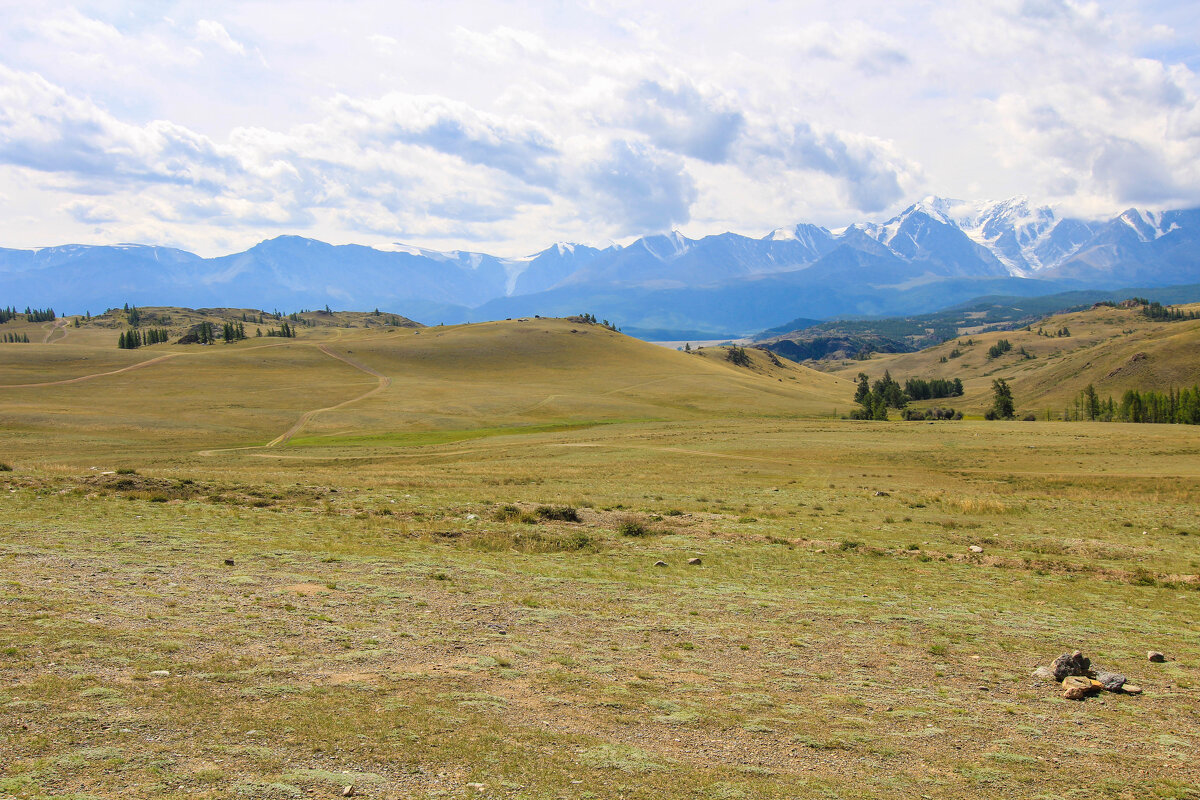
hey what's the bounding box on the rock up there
[654,560,668,568]
[1095,671,1126,692]
[968,545,984,554]
[342,785,355,798]
[687,557,702,566]
[1051,651,1091,681]
[465,513,478,520]
[223,559,235,566]
[1063,685,1089,701]
[874,491,890,497]
[149,670,170,678]
[1062,675,1096,700]
[1122,684,1143,695]
[1032,666,1057,681]
[1148,651,1166,663]
[466,784,485,792]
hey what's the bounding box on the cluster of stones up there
[1033,651,1147,700]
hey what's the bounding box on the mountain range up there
[4,197,1200,336]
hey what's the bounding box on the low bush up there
[535,505,581,522]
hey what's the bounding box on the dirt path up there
[0,353,184,389]
[42,319,69,344]
[199,344,391,455]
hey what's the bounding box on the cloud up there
[196,20,245,56]
[580,140,697,232]
[618,79,744,163]
[777,21,910,76]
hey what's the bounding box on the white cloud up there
[196,20,245,57]
[0,1,1197,255]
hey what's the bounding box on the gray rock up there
[149,670,170,678]
[687,557,702,566]
[1051,650,1091,681]
[968,545,984,554]
[654,560,668,568]
[1148,651,1166,663]
[1095,671,1126,692]
[1032,665,1057,681]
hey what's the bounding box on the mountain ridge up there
[5,197,1200,335]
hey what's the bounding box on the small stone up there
[1051,651,1091,681]
[1032,666,1057,681]
[149,670,170,678]
[968,545,984,554]
[654,560,668,568]
[342,785,355,798]
[687,557,702,566]
[1148,651,1166,663]
[465,514,478,520]
[466,784,485,792]
[1063,685,1089,701]
[1122,684,1143,695]
[1061,675,1094,691]
[1095,671,1126,692]
[223,559,235,566]
[874,491,890,497]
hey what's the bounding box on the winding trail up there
[43,319,69,344]
[199,343,391,456]
[0,353,184,389]
[263,345,391,447]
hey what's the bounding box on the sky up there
[1,0,1198,257]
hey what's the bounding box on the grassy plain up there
[1,312,1198,799]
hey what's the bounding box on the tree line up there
[118,328,170,349]
[2,332,31,343]
[1,306,55,323]
[851,371,964,420]
[1071,384,1200,424]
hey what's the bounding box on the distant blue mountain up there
[4,198,1200,335]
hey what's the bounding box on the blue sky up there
[1,0,1198,256]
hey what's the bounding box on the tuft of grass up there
[0,462,11,472]
[534,505,581,522]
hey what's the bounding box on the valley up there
[0,306,1198,798]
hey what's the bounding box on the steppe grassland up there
[832,303,1200,416]
[0,316,1198,799]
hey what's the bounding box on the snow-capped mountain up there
[3,198,1200,334]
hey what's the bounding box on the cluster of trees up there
[1035,325,1070,337]
[570,312,620,331]
[852,371,967,419]
[984,379,1015,419]
[725,346,752,367]
[222,321,248,342]
[851,371,906,419]
[987,339,1012,359]
[264,322,298,338]
[118,328,170,349]
[0,305,57,323]
[1070,384,1200,424]
[904,377,964,400]
[2,332,31,343]
[1141,301,1198,322]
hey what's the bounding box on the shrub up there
[617,519,652,537]
[494,504,522,521]
[534,505,581,522]
[116,468,138,475]
[0,462,11,472]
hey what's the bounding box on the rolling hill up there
[825,301,1200,417]
[0,310,849,466]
